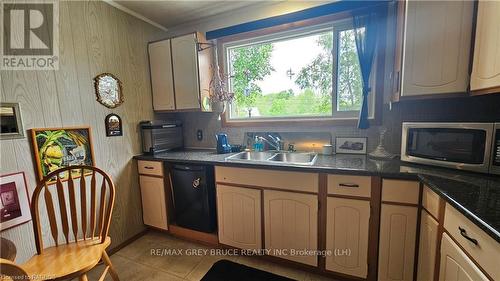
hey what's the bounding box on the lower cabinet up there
[378,204,418,281]
[264,190,318,266]
[325,197,370,278]
[216,185,262,250]
[417,210,439,281]
[439,233,488,281]
[139,175,168,230]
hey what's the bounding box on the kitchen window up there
[222,20,375,123]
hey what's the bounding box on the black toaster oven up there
[140,120,183,154]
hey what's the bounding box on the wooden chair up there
[22,165,119,281]
[0,258,30,280]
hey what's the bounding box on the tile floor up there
[86,231,338,281]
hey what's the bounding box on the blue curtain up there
[353,7,381,129]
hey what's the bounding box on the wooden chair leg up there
[79,274,89,281]
[102,251,120,281]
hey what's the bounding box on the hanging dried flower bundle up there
[206,64,234,103]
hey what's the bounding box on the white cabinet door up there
[216,185,261,250]
[325,197,370,278]
[378,204,418,281]
[139,175,168,230]
[148,40,175,111]
[402,0,473,96]
[171,33,201,110]
[439,233,488,281]
[264,190,318,266]
[470,0,500,91]
[417,210,439,281]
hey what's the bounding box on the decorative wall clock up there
[94,73,124,108]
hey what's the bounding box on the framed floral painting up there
[30,127,95,181]
[0,172,31,231]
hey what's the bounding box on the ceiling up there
[113,1,267,29]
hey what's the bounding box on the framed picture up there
[30,127,95,181]
[105,113,122,137]
[0,172,31,231]
[335,137,367,154]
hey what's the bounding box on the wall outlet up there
[196,129,203,141]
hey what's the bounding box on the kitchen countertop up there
[134,149,500,243]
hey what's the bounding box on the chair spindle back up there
[30,165,115,254]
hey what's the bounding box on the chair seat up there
[23,236,111,280]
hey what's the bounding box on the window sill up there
[221,116,377,128]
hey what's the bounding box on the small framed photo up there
[0,172,31,231]
[105,113,123,137]
[335,137,367,154]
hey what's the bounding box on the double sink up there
[226,151,318,166]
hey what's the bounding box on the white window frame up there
[222,19,375,122]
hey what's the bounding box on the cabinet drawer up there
[422,185,441,219]
[444,203,500,280]
[382,179,420,204]
[138,160,164,177]
[215,166,318,193]
[327,174,371,198]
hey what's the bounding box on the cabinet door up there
[417,210,439,281]
[325,197,370,278]
[470,0,500,91]
[148,40,175,111]
[216,185,261,250]
[139,175,168,230]
[171,33,201,110]
[378,204,418,281]
[439,233,488,281]
[264,190,318,266]
[401,0,473,96]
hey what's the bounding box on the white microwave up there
[401,122,500,175]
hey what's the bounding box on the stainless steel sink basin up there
[226,151,317,165]
[225,151,275,161]
[268,152,317,165]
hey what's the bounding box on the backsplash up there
[157,108,397,154]
[156,93,500,156]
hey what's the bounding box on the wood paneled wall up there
[0,1,165,263]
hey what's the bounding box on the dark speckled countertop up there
[134,149,500,243]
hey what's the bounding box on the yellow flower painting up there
[30,127,95,181]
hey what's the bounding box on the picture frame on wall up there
[0,172,31,231]
[30,127,95,181]
[105,113,123,137]
[335,137,367,154]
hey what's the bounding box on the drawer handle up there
[144,166,155,170]
[339,183,360,188]
[458,226,478,246]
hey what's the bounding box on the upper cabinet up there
[149,40,175,111]
[148,32,213,112]
[470,0,500,93]
[394,0,474,99]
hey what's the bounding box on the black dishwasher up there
[171,164,216,233]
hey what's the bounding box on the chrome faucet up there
[258,135,282,151]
